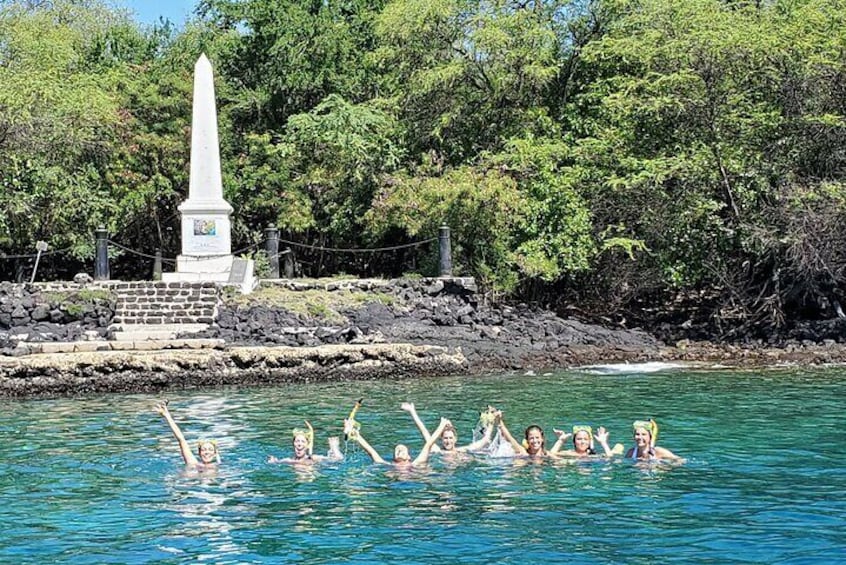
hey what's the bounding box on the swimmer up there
[267,420,344,464]
[626,419,681,461]
[401,402,499,454]
[346,416,449,467]
[154,400,219,469]
[497,418,555,459]
[549,425,623,457]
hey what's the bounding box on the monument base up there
[162,255,256,294]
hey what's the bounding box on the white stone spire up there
[164,54,254,292]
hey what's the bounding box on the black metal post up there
[153,248,162,281]
[438,225,452,277]
[265,225,280,278]
[94,226,109,281]
[283,247,295,278]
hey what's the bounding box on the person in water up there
[400,402,499,454]
[626,419,681,461]
[549,425,623,457]
[154,400,220,468]
[267,420,344,464]
[346,416,449,467]
[497,418,555,459]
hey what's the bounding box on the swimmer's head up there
[633,420,657,447]
[523,425,545,454]
[440,424,458,451]
[393,444,411,462]
[572,425,593,453]
[197,439,219,464]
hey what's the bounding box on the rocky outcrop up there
[206,278,659,369]
[0,344,466,397]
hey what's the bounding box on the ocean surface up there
[1,364,844,563]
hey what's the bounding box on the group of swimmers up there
[155,399,682,470]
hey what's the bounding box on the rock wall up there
[0,282,116,346]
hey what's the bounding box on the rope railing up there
[107,240,176,265]
[0,245,77,260]
[2,225,453,282]
[275,237,438,254]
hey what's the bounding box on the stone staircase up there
[109,281,222,345]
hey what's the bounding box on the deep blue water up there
[1,364,844,563]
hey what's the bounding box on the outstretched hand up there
[595,426,609,444]
[553,428,572,440]
[154,400,170,416]
[400,402,415,412]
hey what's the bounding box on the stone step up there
[15,338,225,355]
[110,323,210,341]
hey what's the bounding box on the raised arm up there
[400,402,439,451]
[325,436,344,460]
[594,426,624,456]
[346,419,387,464]
[154,400,198,466]
[497,418,528,456]
[413,418,449,465]
[548,428,573,455]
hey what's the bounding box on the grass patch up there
[42,288,116,319]
[227,286,396,323]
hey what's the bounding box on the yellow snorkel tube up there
[291,423,315,456]
[344,398,362,440]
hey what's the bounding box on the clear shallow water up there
[1,365,845,564]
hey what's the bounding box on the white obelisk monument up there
[163,54,253,291]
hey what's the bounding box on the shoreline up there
[3,341,845,398]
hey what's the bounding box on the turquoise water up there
[1,365,844,564]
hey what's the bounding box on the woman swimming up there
[346,415,449,467]
[625,419,681,461]
[268,420,344,464]
[400,402,499,454]
[154,400,219,469]
[549,425,623,457]
[497,418,555,459]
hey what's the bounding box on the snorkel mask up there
[632,419,659,447]
[572,425,594,450]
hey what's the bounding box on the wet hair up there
[524,425,544,440]
[441,424,457,439]
[522,425,546,454]
[393,444,411,461]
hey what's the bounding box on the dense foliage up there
[2,0,845,335]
